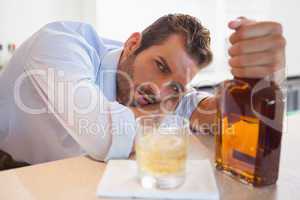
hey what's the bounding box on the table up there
[0,114,299,200]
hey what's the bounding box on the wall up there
[0,0,97,47]
[0,0,299,77]
[270,0,300,77]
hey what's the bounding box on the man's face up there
[117,34,199,110]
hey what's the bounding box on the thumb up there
[228,16,256,30]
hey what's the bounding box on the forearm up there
[190,96,217,134]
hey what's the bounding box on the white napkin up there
[97,160,219,200]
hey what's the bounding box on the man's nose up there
[142,82,176,103]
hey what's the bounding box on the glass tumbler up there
[135,114,190,189]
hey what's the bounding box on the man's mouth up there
[136,90,156,106]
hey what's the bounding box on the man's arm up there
[190,96,216,134]
[24,22,136,162]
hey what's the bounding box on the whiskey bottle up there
[215,77,284,186]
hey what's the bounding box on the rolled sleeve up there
[104,102,136,161]
[175,89,212,120]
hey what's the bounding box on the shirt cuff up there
[104,102,136,161]
[175,90,212,120]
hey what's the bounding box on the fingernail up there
[229,19,242,29]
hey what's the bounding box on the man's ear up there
[122,32,142,60]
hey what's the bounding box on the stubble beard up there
[116,54,136,107]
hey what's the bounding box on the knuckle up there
[272,35,286,47]
[229,34,235,44]
[237,28,246,39]
[229,58,234,67]
[236,43,244,54]
[229,33,238,44]
[231,28,246,44]
[228,47,234,56]
[238,16,247,20]
[271,22,283,34]
[229,57,240,67]
[278,36,286,47]
[229,43,243,55]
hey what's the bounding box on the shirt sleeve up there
[175,89,212,120]
[24,22,136,161]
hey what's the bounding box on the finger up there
[228,34,286,56]
[230,65,283,78]
[228,17,255,30]
[229,22,283,44]
[229,51,282,67]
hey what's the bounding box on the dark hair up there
[135,14,213,68]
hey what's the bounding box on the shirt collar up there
[97,47,123,101]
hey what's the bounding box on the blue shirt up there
[0,21,209,164]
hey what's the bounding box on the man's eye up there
[156,61,169,73]
[170,84,180,93]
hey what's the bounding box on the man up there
[0,14,285,168]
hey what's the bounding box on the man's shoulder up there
[38,21,122,54]
[38,21,99,42]
[42,21,94,33]
[32,21,106,57]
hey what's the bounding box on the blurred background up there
[0,0,299,112]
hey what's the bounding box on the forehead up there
[148,34,198,78]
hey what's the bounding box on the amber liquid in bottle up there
[215,77,284,186]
